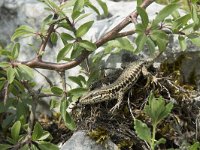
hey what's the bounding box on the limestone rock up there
[60,131,118,150]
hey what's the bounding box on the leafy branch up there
[12,0,155,71]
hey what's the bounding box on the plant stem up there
[151,124,157,150]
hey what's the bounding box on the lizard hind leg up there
[110,91,124,113]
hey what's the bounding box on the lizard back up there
[79,60,147,104]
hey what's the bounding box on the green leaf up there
[0,144,12,150]
[171,10,180,19]
[0,49,11,57]
[187,33,199,39]
[0,101,6,113]
[37,131,51,141]
[44,0,60,10]
[191,38,200,47]
[135,23,146,33]
[75,13,92,23]
[68,87,88,97]
[61,33,74,44]
[60,0,76,9]
[38,141,59,150]
[178,36,187,51]
[156,138,166,145]
[73,0,85,13]
[150,30,168,51]
[31,122,51,141]
[137,0,143,6]
[13,80,25,93]
[7,67,16,84]
[60,98,76,130]
[182,23,194,35]
[2,114,15,129]
[70,43,83,59]
[146,37,156,54]
[97,0,108,16]
[154,3,179,25]
[68,77,80,87]
[12,43,20,60]
[17,64,34,80]
[0,79,6,92]
[191,4,199,30]
[86,2,100,15]
[20,145,33,150]
[50,32,58,44]
[43,0,64,16]
[188,34,200,47]
[172,14,191,31]
[16,101,28,121]
[189,142,200,150]
[0,62,10,68]
[42,14,53,25]
[72,10,82,21]
[11,121,21,142]
[76,21,94,37]
[72,0,85,20]
[58,22,72,31]
[144,94,173,125]
[51,86,63,96]
[116,38,134,51]
[134,119,151,144]
[106,38,134,53]
[11,25,35,41]
[68,75,86,87]
[135,33,147,53]
[57,43,73,62]
[137,7,149,28]
[50,99,59,109]
[68,87,88,102]
[32,122,44,141]
[79,40,97,51]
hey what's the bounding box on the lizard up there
[79,54,159,112]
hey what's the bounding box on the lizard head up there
[79,89,109,105]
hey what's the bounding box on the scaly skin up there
[79,58,154,109]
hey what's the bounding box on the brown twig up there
[115,30,136,38]
[38,17,68,60]
[15,0,155,71]
[59,71,67,95]
[3,81,9,105]
[10,82,39,150]
[38,24,55,60]
[38,93,61,98]
[34,69,54,87]
[23,82,40,147]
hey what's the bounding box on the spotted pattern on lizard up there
[79,57,156,111]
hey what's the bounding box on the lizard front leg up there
[142,66,158,88]
[110,91,124,113]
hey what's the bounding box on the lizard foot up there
[109,100,122,113]
[110,92,124,113]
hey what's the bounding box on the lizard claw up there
[110,92,123,113]
[151,76,158,84]
[109,101,121,113]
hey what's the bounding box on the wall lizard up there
[79,55,159,111]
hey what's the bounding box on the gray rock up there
[0,0,4,7]
[161,50,200,90]
[60,131,118,150]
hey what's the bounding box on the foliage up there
[0,0,200,149]
[134,93,173,150]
